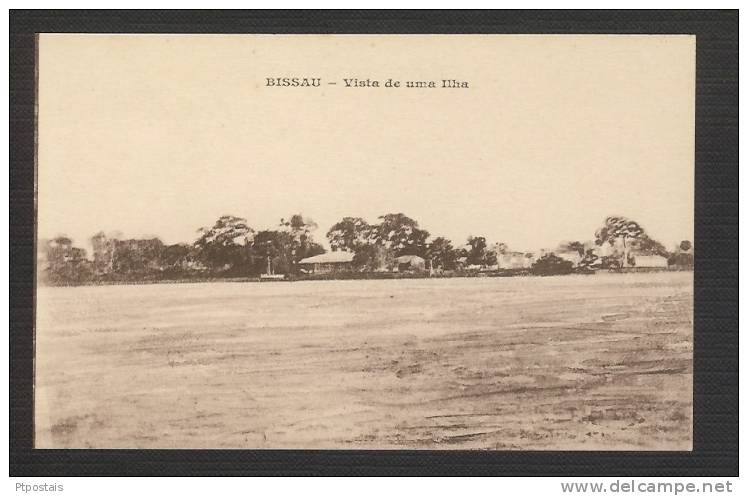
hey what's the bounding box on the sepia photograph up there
[33,34,697,451]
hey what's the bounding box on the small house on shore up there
[555,251,583,267]
[298,251,354,274]
[630,253,669,268]
[497,251,535,270]
[394,255,426,272]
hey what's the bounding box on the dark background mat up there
[10,9,738,476]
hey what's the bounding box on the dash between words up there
[265,77,470,89]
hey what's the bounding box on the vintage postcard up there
[35,34,694,450]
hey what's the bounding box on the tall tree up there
[326,217,372,252]
[427,237,457,270]
[372,213,430,257]
[485,249,498,267]
[195,215,254,272]
[352,243,394,272]
[578,248,600,270]
[669,240,694,268]
[466,235,488,266]
[280,213,324,264]
[111,238,165,277]
[90,231,116,275]
[594,216,646,266]
[632,234,669,258]
[42,236,92,285]
[281,214,318,243]
[160,243,204,275]
[252,230,294,275]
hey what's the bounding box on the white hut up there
[298,251,354,274]
[631,254,669,268]
[394,255,426,272]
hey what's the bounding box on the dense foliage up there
[39,214,692,285]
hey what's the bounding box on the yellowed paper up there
[36,34,694,449]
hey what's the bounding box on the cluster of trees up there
[528,216,693,275]
[669,240,694,268]
[39,213,693,285]
[327,214,431,270]
[41,236,92,285]
[191,214,325,275]
[40,214,326,285]
[592,216,693,269]
[326,214,510,271]
[326,214,693,274]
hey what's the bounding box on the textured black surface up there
[9,10,738,476]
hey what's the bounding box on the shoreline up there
[38,267,692,288]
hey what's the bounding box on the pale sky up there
[38,34,695,253]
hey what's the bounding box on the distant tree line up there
[40,213,325,285]
[39,213,693,286]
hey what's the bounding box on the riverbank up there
[38,266,692,287]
